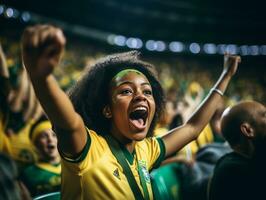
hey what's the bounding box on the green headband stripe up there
[113,69,144,80]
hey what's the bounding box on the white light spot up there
[203,43,216,54]
[126,37,143,49]
[249,45,259,56]
[5,8,13,18]
[146,40,156,51]
[226,44,238,54]
[114,35,126,46]
[260,45,266,55]
[169,41,184,52]
[217,44,227,54]
[239,45,249,56]
[107,34,116,45]
[189,43,200,54]
[156,41,166,52]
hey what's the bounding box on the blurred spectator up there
[1,35,265,105]
[0,41,43,171]
[0,153,31,200]
[0,43,12,155]
[179,142,232,200]
[154,100,178,137]
[165,82,214,163]
[20,116,61,197]
[208,101,266,200]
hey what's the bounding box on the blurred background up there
[0,1,265,199]
[1,0,265,102]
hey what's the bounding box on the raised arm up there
[8,68,28,112]
[162,54,241,157]
[21,25,87,156]
[0,43,9,78]
[22,81,40,122]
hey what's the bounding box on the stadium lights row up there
[0,5,31,22]
[1,4,266,56]
[107,34,266,56]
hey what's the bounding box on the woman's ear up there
[103,106,112,118]
[240,122,255,138]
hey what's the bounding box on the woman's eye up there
[121,89,132,95]
[144,90,152,95]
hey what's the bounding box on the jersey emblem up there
[138,160,151,183]
[113,168,121,180]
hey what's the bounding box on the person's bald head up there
[221,101,266,148]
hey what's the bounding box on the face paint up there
[110,69,146,104]
[108,70,156,142]
[112,69,144,83]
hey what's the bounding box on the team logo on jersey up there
[113,168,121,180]
[138,160,150,183]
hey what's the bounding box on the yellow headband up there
[112,69,144,81]
[31,121,52,142]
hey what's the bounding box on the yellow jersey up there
[60,129,165,200]
[8,119,38,170]
[0,112,12,155]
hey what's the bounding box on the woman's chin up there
[131,132,147,141]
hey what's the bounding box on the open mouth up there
[47,144,56,151]
[129,107,148,130]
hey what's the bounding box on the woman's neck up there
[111,131,136,153]
[125,142,136,154]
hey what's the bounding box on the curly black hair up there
[68,51,165,137]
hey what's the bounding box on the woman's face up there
[107,71,156,143]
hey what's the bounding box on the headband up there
[31,121,52,142]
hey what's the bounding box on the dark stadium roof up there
[2,0,266,45]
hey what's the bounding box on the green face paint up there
[112,69,144,82]
[110,69,147,103]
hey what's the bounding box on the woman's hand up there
[21,24,66,78]
[223,53,241,77]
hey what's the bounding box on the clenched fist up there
[21,24,66,78]
[223,53,241,77]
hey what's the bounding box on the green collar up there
[119,144,136,165]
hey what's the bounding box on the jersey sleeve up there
[59,128,107,173]
[140,137,166,170]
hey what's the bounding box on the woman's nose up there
[133,90,146,101]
